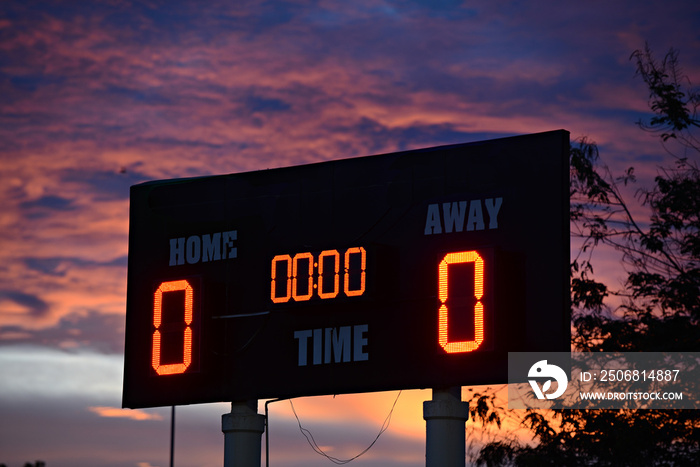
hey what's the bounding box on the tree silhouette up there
[476,45,700,466]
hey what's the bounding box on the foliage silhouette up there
[475,45,700,466]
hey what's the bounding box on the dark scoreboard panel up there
[122,130,570,408]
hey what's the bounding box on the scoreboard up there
[122,130,570,408]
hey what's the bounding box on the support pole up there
[170,406,175,467]
[222,400,266,467]
[423,387,469,467]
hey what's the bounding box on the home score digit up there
[123,130,570,409]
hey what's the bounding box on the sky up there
[1,0,699,466]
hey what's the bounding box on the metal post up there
[423,387,469,467]
[170,406,175,467]
[222,400,266,467]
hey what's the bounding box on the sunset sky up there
[1,1,699,466]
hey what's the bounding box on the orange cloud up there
[88,406,163,421]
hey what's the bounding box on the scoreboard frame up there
[122,130,570,408]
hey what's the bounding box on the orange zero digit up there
[344,247,366,297]
[318,249,340,299]
[271,254,293,303]
[152,279,193,375]
[292,252,314,301]
[438,251,484,353]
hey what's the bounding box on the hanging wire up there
[287,391,402,465]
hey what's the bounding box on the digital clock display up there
[123,130,571,409]
[270,247,367,303]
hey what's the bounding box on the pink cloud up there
[89,405,163,421]
[1,1,698,464]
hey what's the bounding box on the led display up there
[123,130,570,408]
[438,251,484,354]
[151,280,193,376]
